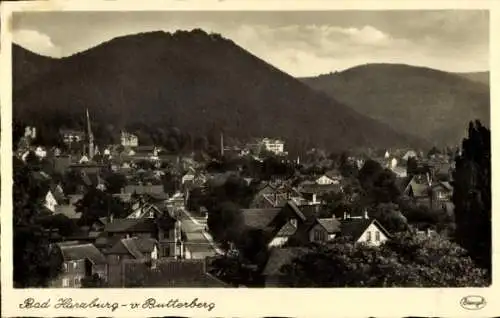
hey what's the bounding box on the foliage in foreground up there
[280,232,488,287]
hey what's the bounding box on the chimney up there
[364,209,369,219]
[343,211,347,220]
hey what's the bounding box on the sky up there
[12,10,489,77]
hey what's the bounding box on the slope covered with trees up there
[301,64,490,146]
[13,30,425,154]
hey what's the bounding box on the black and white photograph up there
[2,0,493,310]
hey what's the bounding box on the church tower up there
[86,108,94,159]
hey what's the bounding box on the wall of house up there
[356,223,388,246]
[51,259,87,288]
[268,236,289,248]
[316,176,333,185]
[309,224,328,243]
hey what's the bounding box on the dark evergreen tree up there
[452,120,491,280]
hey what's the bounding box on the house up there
[126,201,164,219]
[123,184,165,196]
[308,217,341,243]
[43,185,66,213]
[50,242,108,288]
[106,237,159,263]
[404,174,452,210]
[260,138,285,155]
[120,258,228,287]
[54,203,82,220]
[60,129,85,145]
[390,166,408,178]
[121,131,139,148]
[338,218,391,247]
[268,222,297,247]
[402,150,418,161]
[262,247,309,287]
[315,170,342,185]
[298,182,342,204]
[250,182,303,209]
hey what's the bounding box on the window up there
[314,230,325,242]
[366,231,372,242]
[63,263,68,272]
[375,231,380,242]
[72,261,77,270]
[74,277,82,287]
[62,278,70,287]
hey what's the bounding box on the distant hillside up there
[301,63,490,146]
[455,71,490,86]
[13,30,425,153]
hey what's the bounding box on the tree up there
[427,146,441,158]
[406,157,418,177]
[13,158,63,287]
[452,120,491,277]
[75,188,129,226]
[339,152,358,178]
[368,203,408,233]
[207,201,244,248]
[104,172,127,194]
[281,232,488,287]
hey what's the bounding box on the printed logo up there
[460,295,486,310]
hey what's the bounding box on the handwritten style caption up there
[19,297,216,312]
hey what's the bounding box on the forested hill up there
[301,63,490,147]
[455,71,490,86]
[13,30,425,153]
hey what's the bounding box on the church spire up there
[86,108,94,159]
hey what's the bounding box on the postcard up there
[1,0,498,317]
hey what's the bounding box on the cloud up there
[13,29,60,56]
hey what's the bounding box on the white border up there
[1,1,498,317]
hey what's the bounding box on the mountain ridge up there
[13,30,426,153]
[300,63,490,146]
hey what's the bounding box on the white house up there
[261,138,285,155]
[340,218,391,247]
[44,190,58,213]
[121,131,139,148]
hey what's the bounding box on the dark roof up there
[339,219,373,240]
[54,204,81,219]
[339,218,391,241]
[316,218,341,234]
[299,183,342,194]
[122,259,228,287]
[104,218,157,233]
[241,208,281,230]
[56,242,107,265]
[107,237,157,259]
[262,247,310,276]
[123,184,165,195]
[285,201,307,221]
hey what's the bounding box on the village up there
[12,108,463,288]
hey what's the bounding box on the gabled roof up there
[262,247,310,276]
[123,184,165,195]
[299,183,342,194]
[241,208,281,230]
[54,204,81,219]
[339,218,391,241]
[107,237,157,259]
[122,259,228,287]
[316,218,341,234]
[56,242,107,265]
[104,218,157,233]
